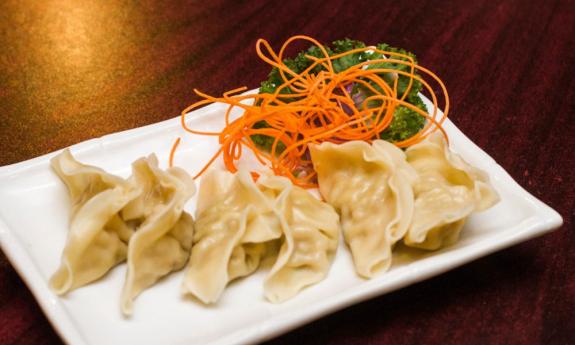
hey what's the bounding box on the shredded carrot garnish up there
[173,35,449,188]
[169,137,181,168]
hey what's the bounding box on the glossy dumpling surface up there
[260,176,339,303]
[181,169,281,304]
[310,140,416,278]
[120,155,195,315]
[49,149,138,294]
[404,133,500,250]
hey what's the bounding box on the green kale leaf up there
[249,121,286,153]
[379,94,427,142]
[254,39,428,151]
[367,43,422,99]
[331,39,368,72]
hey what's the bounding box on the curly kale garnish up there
[368,43,422,99]
[255,39,427,149]
[259,44,330,96]
[331,39,368,72]
[250,121,286,153]
[380,95,427,142]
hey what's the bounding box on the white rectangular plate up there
[0,95,563,345]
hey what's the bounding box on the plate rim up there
[0,93,564,345]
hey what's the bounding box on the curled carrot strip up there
[169,137,181,168]
[173,35,450,188]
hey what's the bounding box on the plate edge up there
[0,217,91,345]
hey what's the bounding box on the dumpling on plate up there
[403,133,500,250]
[310,140,417,278]
[181,169,282,304]
[259,175,339,303]
[49,149,139,295]
[120,155,195,315]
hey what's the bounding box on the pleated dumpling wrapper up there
[403,133,500,250]
[310,140,417,278]
[259,175,340,303]
[50,149,139,294]
[120,155,195,315]
[181,169,282,304]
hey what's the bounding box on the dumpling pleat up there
[120,155,195,315]
[49,150,139,294]
[310,140,416,278]
[181,170,281,304]
[261,176,340,303]
[403,133,500,250]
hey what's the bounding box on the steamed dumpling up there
[310,140,416,278]
[403,133,499,250]
[49,150,139,294]
[260,176,339,303]
[120,155,195,315]
[181,169,281,304]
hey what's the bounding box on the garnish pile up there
[173,35,449,188]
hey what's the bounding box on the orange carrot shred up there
[175,35,450,188]
[169,137,181,168]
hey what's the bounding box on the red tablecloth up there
[1,0,573,344]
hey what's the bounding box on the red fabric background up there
[0,0,574,344]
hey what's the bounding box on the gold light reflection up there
[42,2,96,71]
[36,1,142,87]
[4,0,146,121]
[0,0,192,164]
